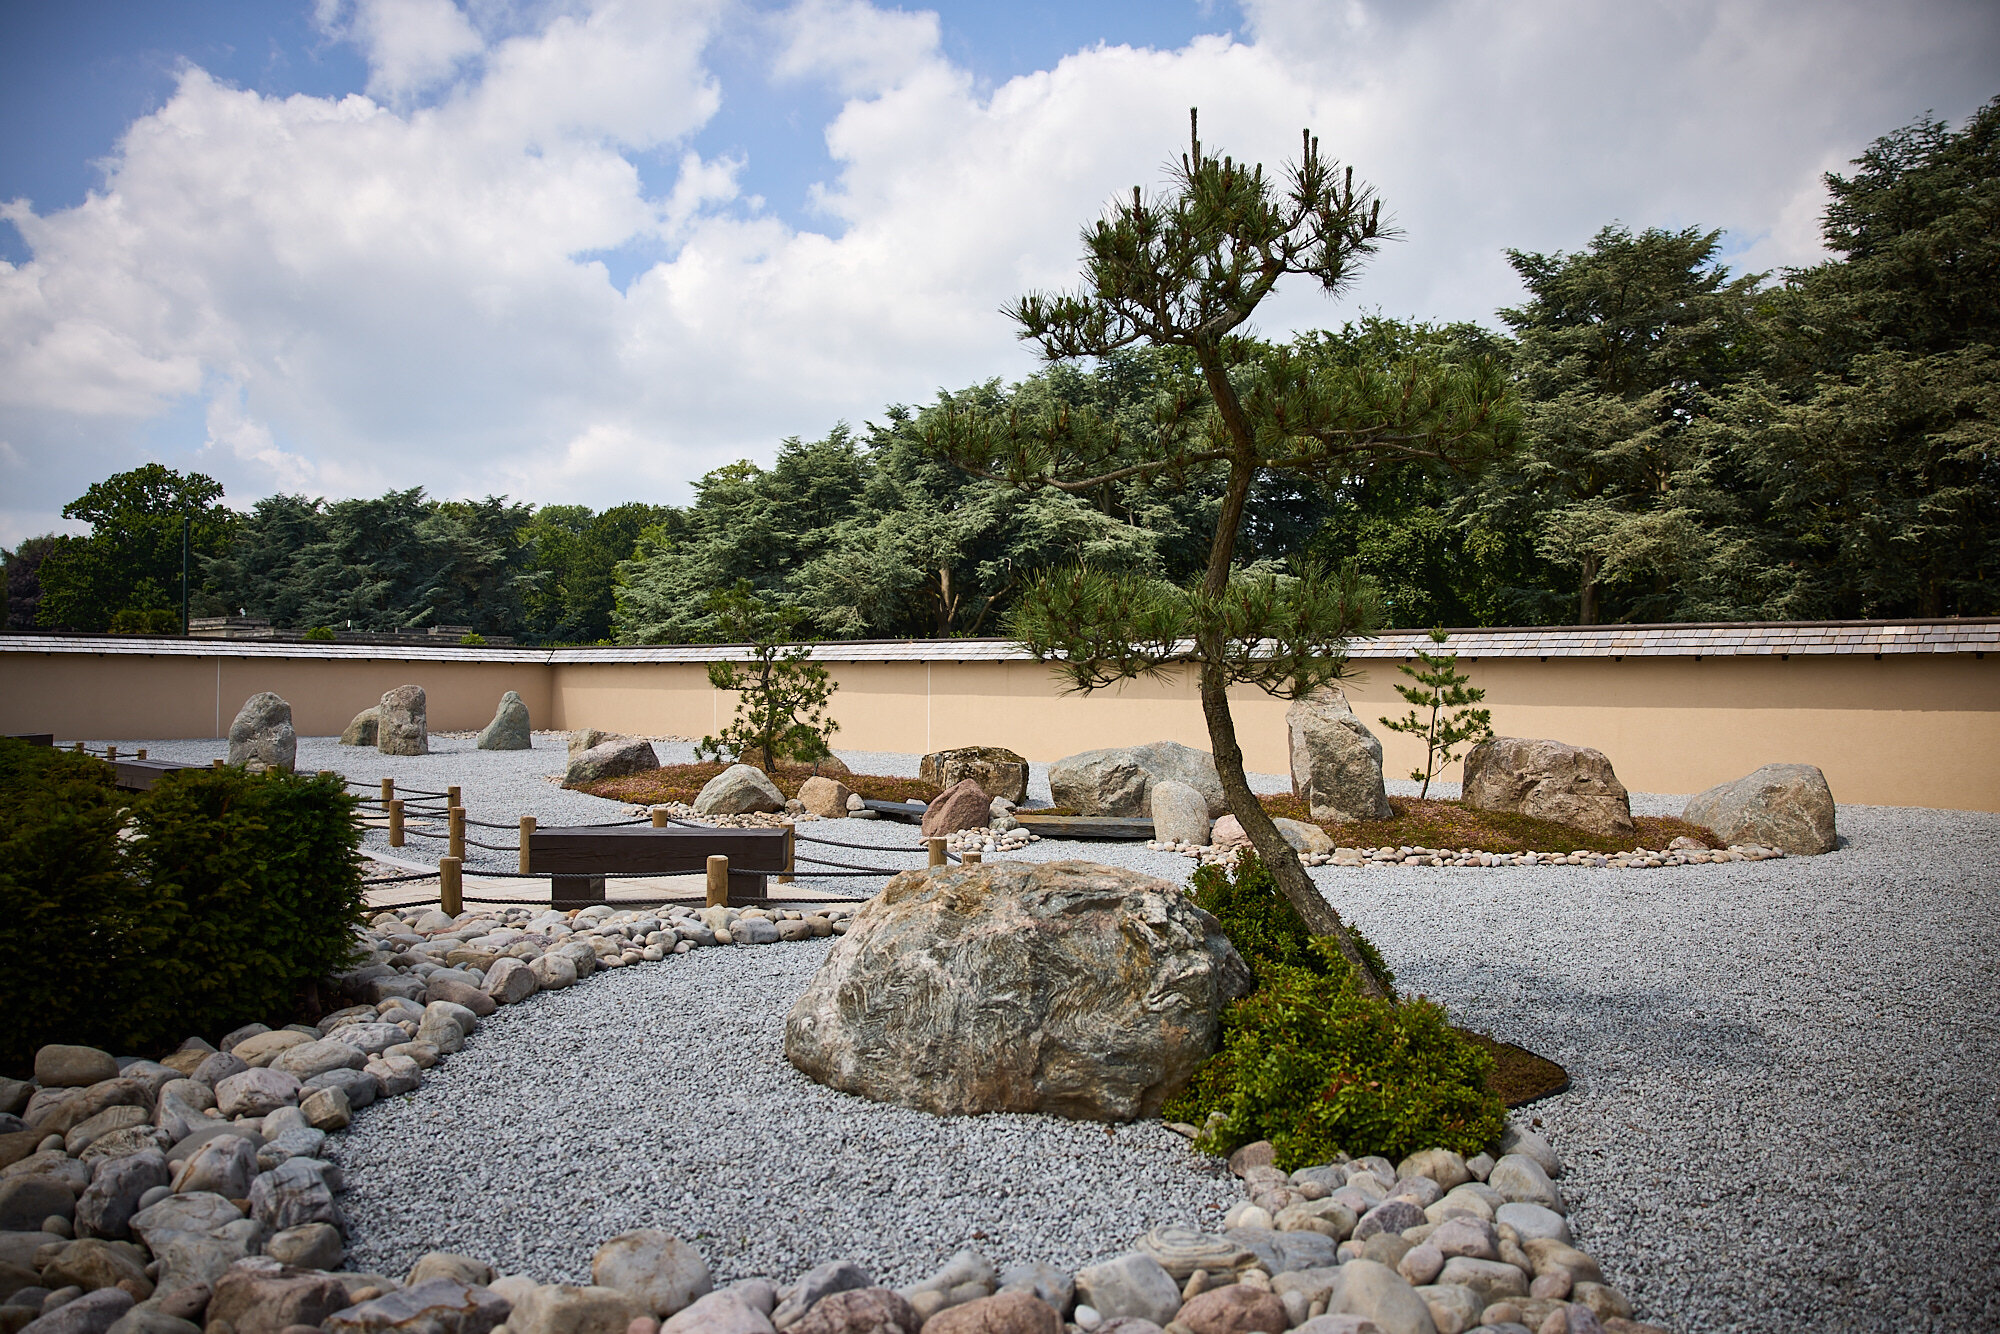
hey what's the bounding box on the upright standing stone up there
[1148,779,1212,846]
[378,684,429,756]
[227,692,297,773]
[1286,686,1393,821]
[476,691,532,750]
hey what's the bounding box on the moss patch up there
[1259,792,1717,853]
[1459,1030,1571,1107]
[576,761,940,808]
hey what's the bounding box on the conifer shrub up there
[0,741,367,1068]
[1165,852,1505,1167]
[0,738,135,1068]
[124,767,367,1042]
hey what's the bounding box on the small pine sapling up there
[1380,626,1493,799]
[696,581,840,770]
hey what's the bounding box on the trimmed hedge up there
[1164,853,1506,1168]
[0,739,367,1070]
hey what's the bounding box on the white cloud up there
[2,0,1994,546]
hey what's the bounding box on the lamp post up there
[180,514,190,636]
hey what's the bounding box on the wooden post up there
[778,824,795,885]
[212,758,224,769]
[927,836,947,868]
[381,777,395,810]
[74,742,84,753]
[389,799,405,847]
[448,806,465,861]
[105,745,116,761]
[650,806,670,828]
[440,856,462,916]
[963,849,983,865]
[319,769,337,778]
[447,784,462,809]
[136,748,147,760]
[519,816,536,874]
[706,855,730,908]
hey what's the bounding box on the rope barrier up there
[793,832,927,853]
[360,872,438,886]
[460,836,521,853]
[794,853,909,874]
[460,815,523,830]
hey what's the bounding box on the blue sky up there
[2,0,1994,547]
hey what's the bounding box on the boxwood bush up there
[1165,852,1505,1167]
[0,738,367,1070]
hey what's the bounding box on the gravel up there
[86,735,2000,1330]
[332,939,1240,1287]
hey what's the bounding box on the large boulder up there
[785,860,1251,1120]
[1682,763,1837,854]
[692,763,785,815]
[1149,779,1211,846]
[569,728,619,759]
[921,778,993,836]
[1461,737,1635,840]
[565,737,660,788]
[1286,686,1392,822]
[226,692,296,773]
[476,691,532,750]
[1049,741,1225,817]
[920,747,1030,804]
[377,684,429,756]
[339,706,380,747]
[799,774,855,818]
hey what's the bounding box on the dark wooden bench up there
[1012,813,1155,840]
[527,823,790,909]
[112,758,199,792]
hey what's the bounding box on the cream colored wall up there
[0,651,554,739]
[5,646,1994,811]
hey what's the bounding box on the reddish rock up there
[789,1288,920,1334]
[207,1258,351,1334]
[1226,1141,1275,1178]
[920,1293,1060,1334]
[920,780,993,837]
[1174,1286,1289,1334]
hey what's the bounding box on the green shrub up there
[0,744,367,1069]
[124,767,367,1041]
[457,631,487,646]
[0,739,137,1068]
[304,625,336,642]
[1165,853,1504,1167]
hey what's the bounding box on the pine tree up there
[1379,628,1493,799]
[695,582,840,771]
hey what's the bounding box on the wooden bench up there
[527,823,791,909]
[1012,813,1155,840]
[111,758,199,792]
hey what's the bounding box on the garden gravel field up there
[88,735,2000,1332]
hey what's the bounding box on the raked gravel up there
[82,735,2000,1332]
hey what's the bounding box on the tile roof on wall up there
[2,619,1995,666]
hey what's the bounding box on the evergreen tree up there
[696,581,839,769]
[37,465,235,632]
[927,112,1514,995]
[1379,628,1493,799]
[3,536,55,631]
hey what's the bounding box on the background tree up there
[3,535,56,631]
[518,502,672,643]
[929,113,1514,995]
[696,581,840,769]
[36,464,236,632]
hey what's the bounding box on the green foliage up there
[121,766,366,1047]
[1165,852,1501,1167]
[4,535,56,631]
[37,465,235,632]
[695,582,840,769]
[1380,627,1494,799]
[458,631,487,646]
[519,502,673,644]
[0,741,365,1067]
[304,625,337,641]
[0,740,136,1068]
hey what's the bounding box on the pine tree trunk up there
[1199,661,1391,999]
[1579,554,1601,626]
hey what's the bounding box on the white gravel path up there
[85,736,2000,1331]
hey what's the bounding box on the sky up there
[2,0,1995,548]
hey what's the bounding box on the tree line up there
[6,98,1993,642]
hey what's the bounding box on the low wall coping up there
[3,618,1995,666]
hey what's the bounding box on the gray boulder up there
[1148,779,1211,846]
[476,690,532,750]
[785,860,1251,1120]
[1071,1253,1181,1327]
[592,1229,713,1318]
[1461,736,1635,839]
[564,736,659,788]
[339,706,380,747]
[692,763,784,815]
[323,1279,510,1334]
[919,747,1030,804]
[1049,741,1225,817]
[74,1150,170,1241]
[568,728,618,759]
[1682,763,1836,854]
[377,684,429,756]
[226,692,296,773]
[1287,686,1393,822]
